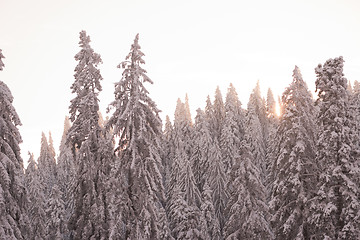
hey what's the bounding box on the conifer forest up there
[1,31,360,240]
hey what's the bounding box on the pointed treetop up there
[184,93,192,125]
[292,65,303,83]
[0,49,5,71]
[27,151,37,172]
[174,98,186,124]
[79,30,91,47]
[121,33,148,72]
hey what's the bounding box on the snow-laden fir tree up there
[162,115,175,191]
[212,86,226,141]
[191,108,213,192]
[106,34,169,239]
[248,80,268,135]
[270,66,317,239]
[56,116,75,239]
[208,138,228,237]
[25,152,46,240]
[220,83,245,174]
[168,184,204,240]
[265,88,279,187]
[201,181,221,240]
[246,83,267,183]
[37,132,56,197]
[174,98,193,158]
[67,30,103,152]
[224,136,273,240]
[46,184,66,240]
[309,57,360,239]
[0,52,30,239]
[67,31,110,239]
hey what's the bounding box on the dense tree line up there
[0,33,359,239]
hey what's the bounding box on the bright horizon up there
[1,0,360,163]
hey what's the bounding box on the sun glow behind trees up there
[1,24,360,238]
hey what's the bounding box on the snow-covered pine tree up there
[0,51,30,239]
[46,184,66,240]
[270,66,317,239]
[205,95,213,121]
[265,88,278,189]
[67,31,109,239]
[174,98,193,158]
[67,30,103,152]
[208,138,228,237]
[309,57,360,239]
[246,83,267,183]
[248,80,268,134]
[162,115,175,192]
[201,181,221,240]
[37,132,56,197]
[224,137,273,240]
[25,152,46,240]
[106,34,168,239]
[212,86,226,141]
[220,83,245,174]
[57,116,75,239]
[191,108,213,192]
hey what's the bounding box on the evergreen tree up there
[309,57,360,239]
[270,66,317,239]
[162,115,175,192]
[67,31,109,239]
[208,138,228,236]
[67,31,103,152]
[246,82,268,183]
[220,83,245,174]
[0,52,30,239]
[46,185,66,240]
[168,182,205,240]
[191,108,212,192]
[25,153,46,240]
[174,98,193,158]
[37,132,56,197]
[106,34,168,239]
[201,181,221,240]
[57,116,75,239]
[212,86,225,141]
[248,80,268,133]
[224,137,273,240]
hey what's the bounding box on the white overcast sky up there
[1,0,360,163]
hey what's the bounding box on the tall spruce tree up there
[212,86,226,141]
[309,57,360,239]
[270,66,317,239]
[25,153,46,240]
[208,138,228,237]
[220,83,245,174]
[37,132,56,197]
[224,137,273,240]
[57,116,75,239]
[67,31,109,239]
[246,82,267,183]
[191,108,213,192]
[0,50,30,239]
[106,34,168,239]
[46,184,66,240]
